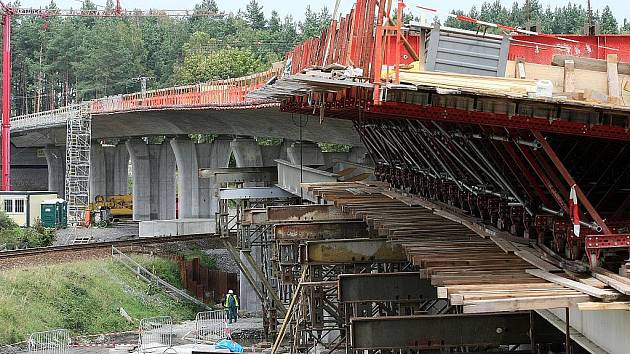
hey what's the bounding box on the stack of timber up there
[302,181,628,313]
[505,54,630,107]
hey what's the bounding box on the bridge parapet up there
[90,68,277,114]
[10,68,279,132]
[11,104,82,132]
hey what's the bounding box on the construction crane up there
[0,0,220,191]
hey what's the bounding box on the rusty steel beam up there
[532,131,610,234]
[242,208,268,225]
[305,238,405,264]
[267,204,356,223]
[338,272,436,303]
[274,221,370,241]
[350,313,532,350]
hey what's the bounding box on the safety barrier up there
[138,316,173,353]
[111,246,211,310]
[10,68,278,131]
[28,329,70,354]
[194,310,228,344]
[10,104,82,132]
[90,69,277,114]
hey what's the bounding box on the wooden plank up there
[526,269,620,301]
[552,54,630,75]
[463,294,591,313]
[563,59,575,93]
[592,272,630,295]
[577,301,630,311]
[490,236,518,254]
[607,54,621,104]
[514,249,561,272]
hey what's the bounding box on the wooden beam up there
[607,54,621,104]
[526,269,620,301]
[578,301,630,311]
[552,54,630,75]
[592,267,630,295]
[463,294,591,313]
[563,59,575,93]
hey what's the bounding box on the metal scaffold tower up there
[64,104,91,225]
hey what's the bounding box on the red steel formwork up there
[278,0,630,270]
[509,34,630,64]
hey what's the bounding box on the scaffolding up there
[64,103,91,225]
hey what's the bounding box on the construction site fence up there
[28,329,70,354]
[90,69,277,113]
[194,310,228,344]
[138,316,173,354]
[176,255,239,304]
[111,246,210,309]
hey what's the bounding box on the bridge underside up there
[11,107,362,148]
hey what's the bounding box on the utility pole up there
[133,76,153,99]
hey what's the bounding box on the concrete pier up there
[126,139,176,220]
[43,145,66,197]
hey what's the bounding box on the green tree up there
[269,10,281,33]
[245,0,266,30]
[175,33,265,83]
[299,6,331,39]
[599,6,618,34]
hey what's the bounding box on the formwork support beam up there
[274,221,369,241]
[266,204,356,223]
[338,272,436,302]
[305,238,405,264]
[350,313,531,350]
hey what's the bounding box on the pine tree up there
[269,10,281,33]
[599,6,618,34]
[245,0,266,30]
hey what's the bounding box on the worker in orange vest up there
[224,289,239,324]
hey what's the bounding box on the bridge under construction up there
[4,0,630,353]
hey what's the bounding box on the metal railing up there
[194,310,228,344]
[11,104,82,132]
[28,329,70,354]
[138,316,173,353]
[90,69,277,114]
[10,68,279,131]
[111,246,211,310]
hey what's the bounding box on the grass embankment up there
[0,256,196,344]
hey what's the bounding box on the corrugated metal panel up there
[425,24,510,77]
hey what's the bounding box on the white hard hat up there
[228,290,234,294]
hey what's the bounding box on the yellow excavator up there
[88,195,133,226]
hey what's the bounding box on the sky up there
[16,0,630,23]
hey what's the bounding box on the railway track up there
[0,233,219,265]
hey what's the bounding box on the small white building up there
[0,191,58,227]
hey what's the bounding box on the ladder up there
[64,104,91,226]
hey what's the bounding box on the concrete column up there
[148,142,176,220]
[90,143,107,201]
[230,137,263,167]
[126,139,151,221]
[171,137,198,219]
[104,144,130,196]
[126,139,176,221]
[286,141,324,166]
[206,136,232,217]
[349,146,370,165]
[230,137,265,312]
[43,145,65,198]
